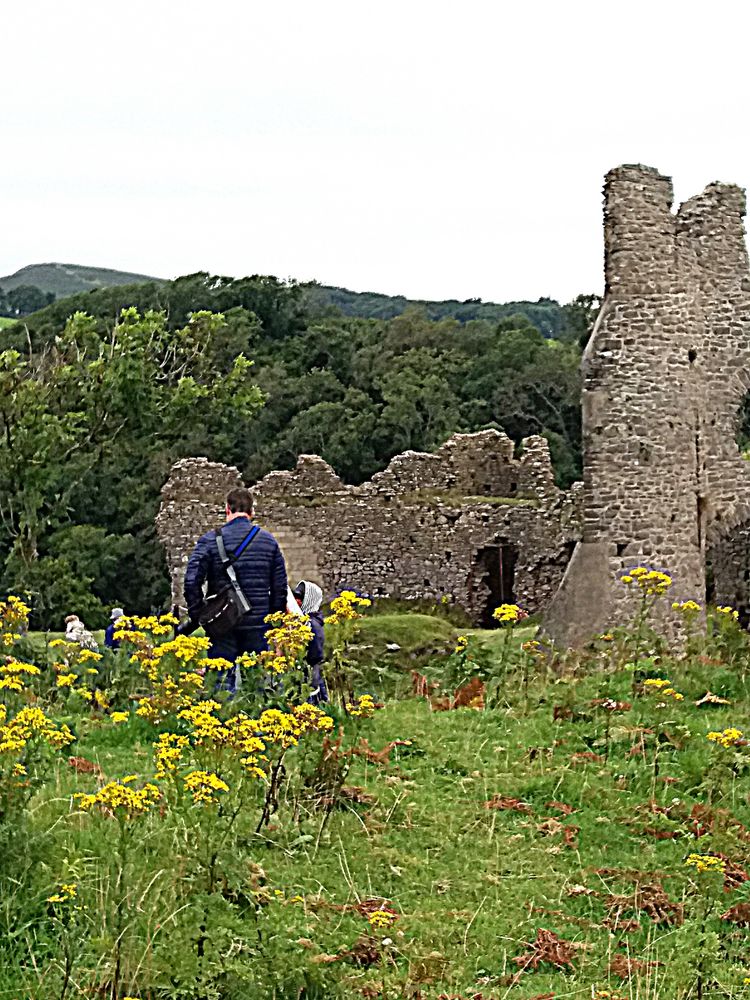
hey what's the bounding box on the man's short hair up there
[226,487,254,514]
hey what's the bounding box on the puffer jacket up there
[184,518,288,630]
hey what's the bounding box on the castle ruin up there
[157,431,580,624]
[156,164,750,642]
[545,164,750,645]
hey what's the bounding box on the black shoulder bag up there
[198,524,261,638]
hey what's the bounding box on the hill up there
[0,262,160,297]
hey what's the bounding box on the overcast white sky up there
[3,1,750,304]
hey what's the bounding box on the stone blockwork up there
[157,431,581,624]
[156,457,243,610]
[545,164,750,646]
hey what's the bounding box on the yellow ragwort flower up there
[183,769,230,804]
[707,728,744,749]
[685,854,726,874]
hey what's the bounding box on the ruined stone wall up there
[157,430,581,623]
[156,458,243,609]
[545,164,750,646]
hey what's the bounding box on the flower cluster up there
[368,908,397,930]
[0,706,74,757]
[153,733,190,778]
[175,701,269,777]
[256,704,334,749]
[123,613,178,637]
[0,660,40,692]
[0,595,30,645]
[346,694,377,718]
[620,566,673,595]
[672,599,702,615]
[325,590,371,627]
[183,769,229,804]
[521,639,545,658]
[47,882,77,905]
[643,678,684,701]
[263,611,313,659]
[707,728,744,749]
[454,635,469,655]
[135,670,205,723]
[239,649,291,676]
[685,853,726,874]
[492,604,528,624]
[74,779,161,819]
[716,605,740,620]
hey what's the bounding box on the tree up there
[0,307,264,626]
[5,285,54,316]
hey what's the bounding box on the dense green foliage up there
[1,272,591,626]
[0,283,55,317]
[306,285,574,337]
[0,306,263,628]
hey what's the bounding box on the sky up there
[3,0,750,304]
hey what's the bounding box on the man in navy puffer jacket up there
[183,487,288,691]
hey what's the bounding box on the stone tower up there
[544,164,750,646]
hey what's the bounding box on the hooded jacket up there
[183,519,288,630]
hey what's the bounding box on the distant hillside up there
[0,262,160,297]
[1,262,569,336]
[307,284,567,338]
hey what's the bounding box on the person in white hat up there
[105,607,125,650]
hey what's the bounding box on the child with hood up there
[292,581,328,705]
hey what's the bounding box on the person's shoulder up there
[195,527,219,546]
[254,525,280,546]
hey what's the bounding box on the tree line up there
[0,274,596,628]
[0,284,56,317]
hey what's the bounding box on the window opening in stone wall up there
[475,543,517,626]
[688,348,697,364]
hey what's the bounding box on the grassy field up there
[4,608,750,998]
[0,316,16,329]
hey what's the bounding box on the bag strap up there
[215,526,259,615]
[233,524,261,559]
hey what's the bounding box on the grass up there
[0,316,16,329]
[5,613,750,997]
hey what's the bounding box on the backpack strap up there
[215,528,254,615]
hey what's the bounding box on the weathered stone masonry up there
[157,431,581,624]
[545,164,750,645]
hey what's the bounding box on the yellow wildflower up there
[454,635,469,654]
[685,854,726,874]
[77,649,102,663]
[325,590,371,626]
[716,605,740,620]
[56,673,77,689]
[47,882,77,904]
[368,909,397,929]
[111,711,129,724]
[707,728,744,749]
[153,732,189,778]
[74,779,160,818]
[673,600,701,615]
[492,603,527,624]
[346,694,377,719]
[183,769,229,804]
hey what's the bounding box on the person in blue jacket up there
[183,487,288,692]
[292,580,328,705]
[104,607,124,650]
